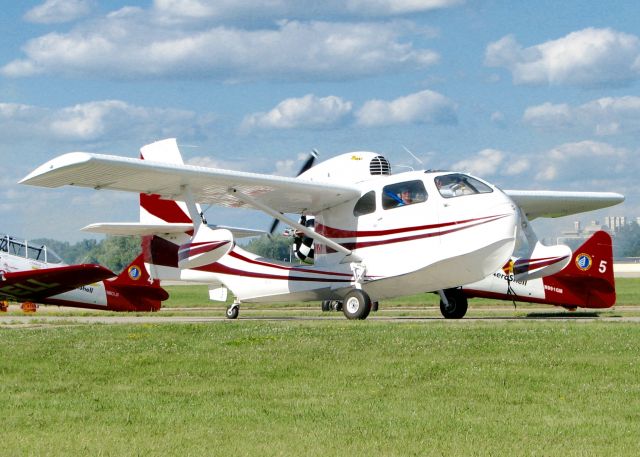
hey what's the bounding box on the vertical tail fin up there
[107,253,169,311]
[138,138,197,279]
[139,138,195,225]
[549,231,615,308]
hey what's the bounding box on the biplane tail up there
[105,253,169,311]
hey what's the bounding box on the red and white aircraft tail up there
[43,253,169,312]
[137,139,235,281]
[459,230,615,310]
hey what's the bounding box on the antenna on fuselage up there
[402,145,424,165]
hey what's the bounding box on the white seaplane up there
[21,139,623,319]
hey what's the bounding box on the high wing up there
[0,264,115,301]
[505,190,625,220]
[20,152,362,214]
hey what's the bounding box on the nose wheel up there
[226,304,239,319]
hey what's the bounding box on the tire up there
[226,305,239,319]
[342,289,372,320]
[439,289,468,319]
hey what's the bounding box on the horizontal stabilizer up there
[83,222,263,239]
[83,222,193,236]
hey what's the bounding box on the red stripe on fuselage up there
[227,250,353,277]
[178,241,230,261]
[316,214,507,239]
[320,214,509,251]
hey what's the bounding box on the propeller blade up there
[297,149,318,176]
[268,217,281,238]
[268,149,319,237]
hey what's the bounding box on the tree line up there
[32,234,294,273]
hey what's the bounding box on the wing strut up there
[228,188,361,263]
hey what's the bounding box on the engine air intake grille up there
[370,156,391,176]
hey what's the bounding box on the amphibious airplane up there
[0,234,168,312]
[437,230,616,318]
[20,138,623,320]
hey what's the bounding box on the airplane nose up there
[482,199,519,273]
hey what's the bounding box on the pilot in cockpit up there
[399,187,413,205]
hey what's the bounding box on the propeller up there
[268,149,319,238]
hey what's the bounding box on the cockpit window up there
[382,180,428,209]
[354,191,376,217]
[434,174,493,199]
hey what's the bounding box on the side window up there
[435,174,493,198]
[382,180,428,210]
[353,191,376,216]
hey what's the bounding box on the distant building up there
[557,215,638,247]
[557,220,610,248]
[604,216,627,233]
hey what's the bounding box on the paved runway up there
[3,310,640,327]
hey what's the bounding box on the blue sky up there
[1,0,639,242]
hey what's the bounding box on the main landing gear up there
[439,288,468,319]
[322,289,378,320]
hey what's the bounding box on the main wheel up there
[226,305,239,319]
[439,289,468,319]
[342,289,372,320]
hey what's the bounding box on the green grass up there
[1,321,640,456]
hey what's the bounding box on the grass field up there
[1,280,639,456]
[2,320,640,456]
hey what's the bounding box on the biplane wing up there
[0,264,115,301]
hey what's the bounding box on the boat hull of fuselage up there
[151,200,517,304]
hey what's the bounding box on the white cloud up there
[355,89,457,127]
[523,96,640,135]
[273,159,296,176]
[485,28,640,87]
[523,102,572,128]
[449,141,635,190]
[534,141,629,184]
[504,158,529,176]
[24,0,92,24]
[242,94,352,131]
[490,111,505,123]
[2,15,438,81]
[451,149,504,176]
[151,0,463,24]
[185,155,253,173]
[0,100,213,142]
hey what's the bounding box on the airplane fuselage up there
[146,168,518,304]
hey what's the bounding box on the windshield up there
[0,234,64,264]
[434,174,493,198]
